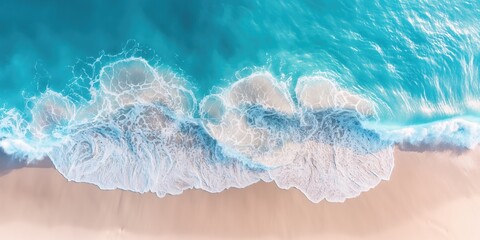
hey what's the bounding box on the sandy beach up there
[0,147,479,240]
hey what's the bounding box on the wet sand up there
[0,147,479,239]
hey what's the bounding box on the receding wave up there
[0,57,400,202]
[2,56,480,202]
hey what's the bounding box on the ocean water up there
[0,0,479,202]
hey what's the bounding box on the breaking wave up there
[0,57,397,202]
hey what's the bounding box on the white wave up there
[49,105,269,197]
[29,90,76,139]
[1,58,395,203]
[295,75,375,115]
[377,118,480,150]
[49,103,393,202]
[198,72,393,201]
[200,72,297,167]
[225,72,295,114]
[270,140,393,202]
[89,57,196,118]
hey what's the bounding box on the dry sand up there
[0,147,479,239]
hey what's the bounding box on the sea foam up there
[5,56,480,202]
[0,57,396,202]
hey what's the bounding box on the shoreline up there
[0,147,479,239]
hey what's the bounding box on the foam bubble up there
[49,104,269,196]
[296,76,375,115]
[198,72,394,201]
[1,59,396,202]
[199,95,226,124]
[94,57,195,117]
[225,72,295,114]
[49,104,393,202]
[378,118,480,150]
[29,90,76,139]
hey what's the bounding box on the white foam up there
[94,57,195,117]
[199,95,226,124]
[200,72,298,167]
[197,72,394,201]
[29,90,76,139]
[270,141,393,202]
[204,111,273,160]
[379,118,480,149]
[1,60,396,203]
[295,76,375,115]
[49,104,269,197]
[225,72,295,114]
[49,102,394,202]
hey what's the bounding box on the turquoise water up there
[0,0,479,202]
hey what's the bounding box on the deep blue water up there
[0,0,479,202]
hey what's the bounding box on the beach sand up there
[0,147,479,240]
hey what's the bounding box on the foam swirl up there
[6,58,395,202]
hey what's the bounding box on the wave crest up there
[1,58,395,202]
